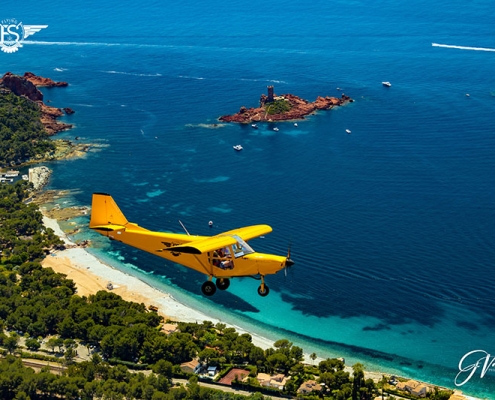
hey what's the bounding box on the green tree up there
[352,363,365,400]
[46,337,59,353]
[25,338,41,351]
[4,333,19,354]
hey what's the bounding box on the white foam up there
[432,43,495,52]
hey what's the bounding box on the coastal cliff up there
[23,71,69,88]
[0,72,96,169]
[0,72,73,134]
[219,86,353,123]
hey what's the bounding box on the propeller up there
[284,243,294,277]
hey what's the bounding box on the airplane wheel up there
[216,278,230,291]
[257,284,270,297]
[201,281,216,296]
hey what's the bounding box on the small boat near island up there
[233,144,243,151]
[273,127,279,132]
[251,124,258,129]
[346,129,352,134]
[382,81,392,87]
[294,123,298,127]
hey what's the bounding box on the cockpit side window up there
[231,235,254,257]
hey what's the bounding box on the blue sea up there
[3,0,495,397]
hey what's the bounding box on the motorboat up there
[294,123,298,127]
[233,145,243,151]
[251,124,258,129]
[382,81,392,87]
[346,129,352,134]
[273,127,279,132]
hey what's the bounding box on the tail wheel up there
[216,278,230,291]
[257,284,270,297]
[201,281,216,296]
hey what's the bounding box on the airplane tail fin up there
[89,193,129,229]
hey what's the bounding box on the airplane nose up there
[285,258,295,267]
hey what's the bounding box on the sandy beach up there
[41,215,275,351]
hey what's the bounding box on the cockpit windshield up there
[231,234,254,257]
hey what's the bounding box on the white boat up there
[382,81,392,87]
[251,124,258,129]
[5,170,19,177]
[233,145,243,151]
[273,127,279,132]
[294,123,298,127]
[346,129,351,134]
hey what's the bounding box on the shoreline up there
[40,215,482,399]
[41,214,374,375]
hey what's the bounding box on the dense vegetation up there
[0,91,55,167]
[265,99,292,115]
[0,180,63,264]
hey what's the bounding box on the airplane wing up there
[164,224,272,255]
[165,235,238,255]
[220,224,272,241]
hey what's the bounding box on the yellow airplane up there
[89,193,294,296]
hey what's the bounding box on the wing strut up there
[179,220,190,236]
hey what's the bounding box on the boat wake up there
[432,43,495,52]
[101,70,162,77]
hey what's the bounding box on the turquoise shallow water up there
[2,0,495,397]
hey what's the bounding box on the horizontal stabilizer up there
[90,224,126,232]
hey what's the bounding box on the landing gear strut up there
[257,276,270,297]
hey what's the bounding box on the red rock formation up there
[0,72,43,101]
[219,91,353,123]
[23,71,68,87]
[0,72,73,134]
[40,103,73,134]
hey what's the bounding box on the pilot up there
[214,247,233,269]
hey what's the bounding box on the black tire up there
[216,278,230,291]
[257,284,270,297]
[201,281,216,296]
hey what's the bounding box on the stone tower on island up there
[267,85,274,102]
[260,85,275,107]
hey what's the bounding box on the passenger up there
[212,251,221,267]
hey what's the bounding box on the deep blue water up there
[2,0,495,397]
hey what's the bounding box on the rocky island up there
[219,85,353,123]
